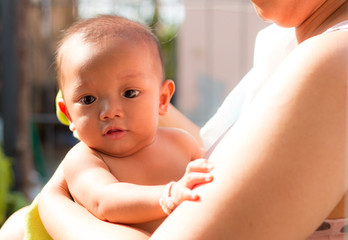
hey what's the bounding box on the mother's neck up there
[296,0,348,43]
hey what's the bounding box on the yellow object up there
[24,196,52,240]
[56,90,80,139]
[55,90,69,126]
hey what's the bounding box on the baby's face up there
[60,37,164,157]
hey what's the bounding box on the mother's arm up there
[151,31,348,240]
[38,163,150,240]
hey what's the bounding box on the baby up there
[40,15,213,234]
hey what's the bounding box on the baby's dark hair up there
[56,15,164,86]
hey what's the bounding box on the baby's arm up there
[62,142,212,224]
[38,163,150,240]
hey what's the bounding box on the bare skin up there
[151,1,348,239]
[2,1,348,239]
[40,16,212,236]
[40,164,151,240]
[0,207,27,240]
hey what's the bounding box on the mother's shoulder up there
[244,29,348,129]
[263,29,348,94]
[295,30,348,75]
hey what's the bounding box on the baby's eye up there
[123,89,140,98]
[80,95,96,105]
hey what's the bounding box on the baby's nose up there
[100,102,123,120]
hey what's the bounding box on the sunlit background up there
[0,0,268,225]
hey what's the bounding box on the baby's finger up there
[184,172,214,189]
[186,159,214,173]
[179,188,199,201]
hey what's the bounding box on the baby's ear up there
[159,80,175,115]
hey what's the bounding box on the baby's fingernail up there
[205,174,213,181]
[206,164,214,170]
[192,192,199,199]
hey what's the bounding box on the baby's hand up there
[159,159,214,215]
[174,158,214,201]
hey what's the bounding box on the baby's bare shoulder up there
[62,142,108,177]
[64,142,99,162]
[157,127,204,160]
[157,127,197,145]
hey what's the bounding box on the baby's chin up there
[93,143,150,158]
[90,134,158,158]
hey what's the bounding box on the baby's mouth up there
[103,128,127,139]
[107,129,122,134]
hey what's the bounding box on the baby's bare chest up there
[102,146,190,185]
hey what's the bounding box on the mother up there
[154,1,348,239]
[3,0,348,239]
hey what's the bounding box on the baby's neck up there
[92,135,158,160]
